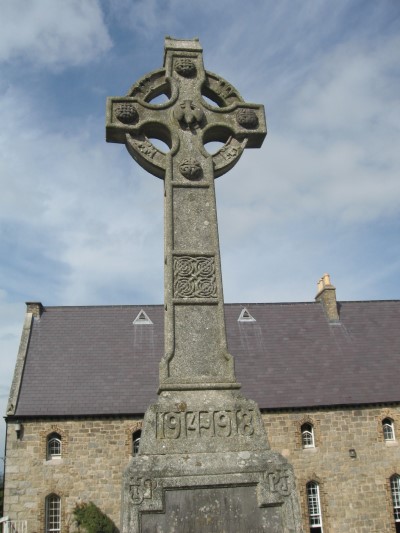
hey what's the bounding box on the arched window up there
[306,481,323,532]
[132,430,141,456]
[47,432,62,459]
[391,475,400,533]
[301,423,315,448]
[45,494,61,533]
[383,418,395,441]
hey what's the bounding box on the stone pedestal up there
[121,390,302,532]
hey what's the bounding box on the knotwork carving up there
[179,158,202,180]
[236,108,259,129]
[174,256,217,298]
[175,58,196,77]
[115,103,139,125]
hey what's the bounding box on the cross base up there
[122,391,303,532]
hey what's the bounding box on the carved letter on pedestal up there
[129,477,157,505]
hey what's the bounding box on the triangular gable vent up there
[238,308,256,322]
[133,309,153,325]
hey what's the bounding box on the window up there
[307,481,323,532]
[301,423,315,448]
[238,308,256,322]
[391,475,400,533]
[47,432,62,459]
[133,309,153,325]
[132,430,141,456]
[383,418,395,441]
[46,494,61,533]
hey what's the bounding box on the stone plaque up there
[141,485,282,533]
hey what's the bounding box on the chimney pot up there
[322,273,331,286]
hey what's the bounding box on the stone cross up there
[106,37,266,393]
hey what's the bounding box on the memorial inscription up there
[156,408,255,439]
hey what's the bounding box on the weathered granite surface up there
[106,37,302,532]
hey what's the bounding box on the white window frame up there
[301,423,315,448]
[45,494,61,533]
[383,418,395,441]
[391,475,400,523]
[307,481,323,531]
[132,430,141,456]
[47,433,62,459]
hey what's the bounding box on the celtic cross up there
[106,38,266,392]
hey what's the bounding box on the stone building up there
[3,275,400,533]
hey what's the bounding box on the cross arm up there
[106,96,174,148]
[201,101,266,149]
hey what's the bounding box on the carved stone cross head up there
[106,37,266,181]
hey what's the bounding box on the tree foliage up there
[73,502,117,533]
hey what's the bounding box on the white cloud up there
[105,0,179,36]
[0,85,164,305]
[0,0,112,68]
[214,29,400,242]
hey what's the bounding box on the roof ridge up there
[35,299,400,310]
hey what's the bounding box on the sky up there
[0,0,399,469]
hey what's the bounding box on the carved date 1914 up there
[156,409,255,439]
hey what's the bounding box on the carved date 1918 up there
[156,409,255,439]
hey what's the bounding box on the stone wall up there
[264,406,400,533]
[4,418,142,532]
[4,405,400,532]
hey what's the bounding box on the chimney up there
[26,302,44,318]
[315,274,339,322]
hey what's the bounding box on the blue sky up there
[1,0,399,466]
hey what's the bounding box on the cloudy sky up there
[0,0,399,464]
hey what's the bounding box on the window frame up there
[45,494,61,533]
[132,430,142,456]
[383,418,396,441]
[47,432,62,460]
[306,481,323,532]
[301,423,315,449]
[391,475,400,525]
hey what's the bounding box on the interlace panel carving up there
[174,256,217,298]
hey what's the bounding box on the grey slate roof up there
[13,300,400,417]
